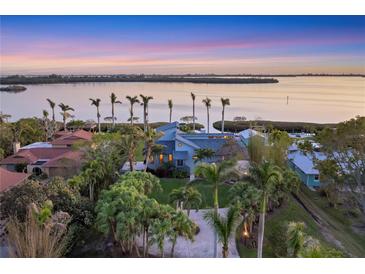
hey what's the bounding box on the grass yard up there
[298,186,365,257]
[236,194,332,258]
[151,178,232,209]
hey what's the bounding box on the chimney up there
[13,142,21,154]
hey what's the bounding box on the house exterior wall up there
[288,160,321,187]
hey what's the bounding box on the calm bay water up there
[1,77,364,131]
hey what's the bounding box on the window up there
[168,154,173,162]
[314,175,319,181]
[177,159,184,166]
[159,154,164,164]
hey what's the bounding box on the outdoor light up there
[243,222,249,238]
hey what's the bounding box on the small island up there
[0,85,27,92]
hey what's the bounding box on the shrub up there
[7,202,71,258]
[155,163,189,178]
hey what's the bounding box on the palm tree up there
[120,126,144,171]
[46,98,56,122]
[191,92,196,131]
[110,92,122,129]
[89,98,101,132]
[220,97,230,133]
[195,160,238,257]
[143,127,163,171]
[42,110,49,141]
[193,148,215,163]
[150,205,173,258]
[140,94,153,131]
[168,99,173,123]
[202,97,212,133]
[229,182,261,239]
[58,103,74,131]
[286,222,306,257]
[126,96,140,126]
[169,211,195,257]
[169,186,202,216]
[204,206,240,258]
[248,161,282,258]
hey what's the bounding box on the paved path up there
[140,208,240,258]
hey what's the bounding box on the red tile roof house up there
[51,129,93,148]
[0,130,93,178]
[0,167,30,193]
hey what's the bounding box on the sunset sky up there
[1,16,365,75]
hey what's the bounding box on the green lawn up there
[236,194,332,258]
[154,178,365,258]
[236,186,365,258]
[151,178,232,209]
[298,186,365,257]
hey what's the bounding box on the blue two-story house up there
[148,122,237,175]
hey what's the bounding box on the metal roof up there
[288,151,326,175]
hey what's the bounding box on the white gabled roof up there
[21,142,52,149]
[239,129,264,139]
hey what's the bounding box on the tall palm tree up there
[248,161,282,258]
[191,92,196,131]
[195,160,238,257]
[169,186,202,216]
[140,94,153,131]
[110,92,121,129]
[58,103,74,131]
[46,98,56,122]
[202,97,212,133]
[120,126,144,171]
[168,99,173,123]
[204,206,240,258]
[143,127,163,171]
[42,110,49,141]
[126,96,140,126]
[220,97,230,133]
[89,98,101,132]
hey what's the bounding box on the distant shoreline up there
[0,76,279,85]
[0,85,27,92]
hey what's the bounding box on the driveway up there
[141,208,240,258]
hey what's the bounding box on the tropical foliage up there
[286,221,342,258]
[169,186,202,215]
[204,206,240,258]
[95,171,195,257]
[6,202,71,258]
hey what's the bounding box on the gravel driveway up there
[140,208,240,258]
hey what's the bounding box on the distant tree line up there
[0,74,279,85]
[213,120,337,133]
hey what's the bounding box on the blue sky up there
[1,16,365,74]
